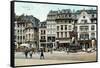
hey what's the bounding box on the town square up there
[14,2,97,66]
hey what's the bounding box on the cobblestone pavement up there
[15,51,97,66]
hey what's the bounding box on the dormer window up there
[83,16,85,18]
[81,20,87,23]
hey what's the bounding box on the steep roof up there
[76,9,97,14]
[16,14,40,28]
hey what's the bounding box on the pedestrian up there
[29,50,33,58]
[40,48,44,59]
[24,48,28,58]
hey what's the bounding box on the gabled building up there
[15,14,40,49]
[46,8,97,50]
[75,9,97,50]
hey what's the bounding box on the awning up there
[59,40,70,43]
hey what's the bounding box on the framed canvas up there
[10,1,98,67]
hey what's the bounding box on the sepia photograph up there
[11,1,97,67]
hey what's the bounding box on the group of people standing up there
[24,48,33,58]
[24,45,45,59]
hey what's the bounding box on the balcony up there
[40,39,46,42]
[80,30,89,32]
[55,16,73,20]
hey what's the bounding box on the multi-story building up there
[46,9,97,50]
[15,9,97,51]
[55,9,74,49]
[24,15,40,48]
[46,10,58,49]
[39,21,47,51]
[15,15,40,49]
[14,15,26,47]
[75,9,97,49]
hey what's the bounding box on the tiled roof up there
[16,14,40,28]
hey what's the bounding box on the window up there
[41,36,45,40]
[80,26,88,31]
[61,25,63,30]
[65,25,67,30]
[18,36,19,40]
[85,34,89,40]
[91,20,93,23]
[41,30,43,35]
[69,14,71,17]
[80,33,89,40]
[20,36,22,40]
[17,24,19,27]
[17,30,19,33]
[75,26,77,31]
[65,32,67,37]
[92,14,94,18]
[65,20,67,23]
[47,37,51,42]
[69,25,71,30]
[84,20,87,23]
[41,30,45,35]
[61,32,63,38]
[91,33,95,39]
[52,37,55,42]
[69,20,71,23]
[29,34,30,40]
[81,20,87,23]
[57,26,59,30]
[44,30,45,34]
[57,32,59,38]
[91,25,95,30]
[83,16,85,18]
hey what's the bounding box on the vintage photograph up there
[13,1,97,67]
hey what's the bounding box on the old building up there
[75,9,97,50]
[14,15,26,47]
[39,21,47,51]
[55,9,74,50]
[15,14,40,49]
[46,10,58,49]
[46,9,97,50]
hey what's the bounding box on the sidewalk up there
[15,59,84,66]
[15,51,96,66]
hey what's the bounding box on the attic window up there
[83,16,85,18]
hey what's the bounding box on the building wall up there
[46,9,97,49]
[14,21,26,45]
[39,28,47,48]
[77,11,97,41]
[14,15,40,49]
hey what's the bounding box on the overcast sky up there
[15,2,96,22]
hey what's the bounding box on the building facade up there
[46,9,97,50]
[39,21,47,51]
[55,9,74,50]
[15,15,40,49]
[15,9,97,51]
[75,9,97,50]
[46,10,58,49]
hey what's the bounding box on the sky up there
[15,2,96,22]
